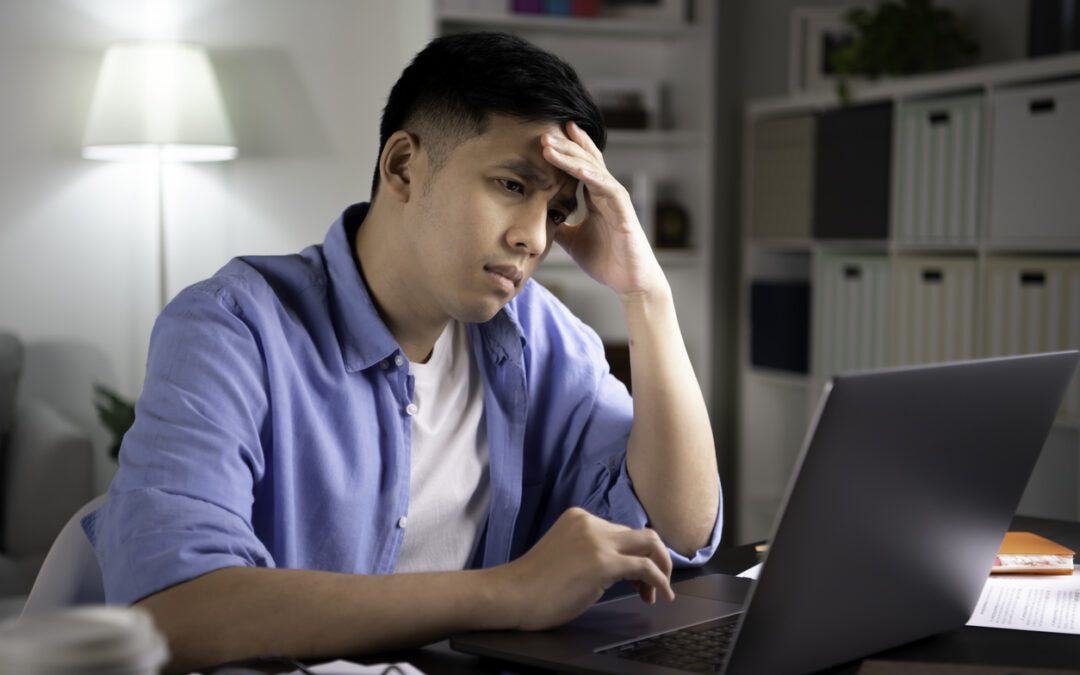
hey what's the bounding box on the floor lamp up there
[83,42,237,310]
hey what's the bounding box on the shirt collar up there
[323,203,527,372]
[324,203,401,372]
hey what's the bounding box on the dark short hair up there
[371,31,606,198]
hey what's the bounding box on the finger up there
[612,555,675,603]
[631,580,657,605]
[567,120,604,161]
[613,528,674,580]
[543,146,621,202]
[542,131,595,165]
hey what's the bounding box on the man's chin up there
[455,298,511,324]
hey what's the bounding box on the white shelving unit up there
[738,53,1080,543]
[435,2,718,405]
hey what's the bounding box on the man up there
[85,32,721,672]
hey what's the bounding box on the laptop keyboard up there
[597,616,738,673]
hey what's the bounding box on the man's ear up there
[379,130,421,203]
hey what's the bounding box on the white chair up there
[21,494,107,616]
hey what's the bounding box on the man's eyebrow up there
[494,158,578,212]
[494,158,554,191]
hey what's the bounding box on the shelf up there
[747,52,1080,118]
[984,241,1080,256]
[812,239,890,254]
[438,11,695,38]
[542,247,700,268]
[893,241,979,255]
[749,238,815,252]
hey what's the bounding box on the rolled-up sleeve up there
[83,282,275,605]
[573,370,723,568]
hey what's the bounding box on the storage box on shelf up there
[988,79,1080,247]
[890,256,977,367]
[740,54,1080,540]
[893,95,983,246]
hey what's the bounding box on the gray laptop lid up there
[723,351,1080,675]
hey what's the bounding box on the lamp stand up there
[156,149,168,311]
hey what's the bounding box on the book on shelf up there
[991,531,1075,575]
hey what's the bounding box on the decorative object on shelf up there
[572,0,601,17]
[654,198,690,249]
[788,7,860,95]
[543,0,571,14]
[601,0,686,24]
[513,0,543,13]
[1029,0,1080,57]
[587,77,662,129]
[829,0,979,103]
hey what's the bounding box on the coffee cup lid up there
[0,606,169,674]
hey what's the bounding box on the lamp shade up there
[83,42,237,162]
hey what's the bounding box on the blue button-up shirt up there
[84,203,722,606]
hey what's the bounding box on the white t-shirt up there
[393,320,491,573]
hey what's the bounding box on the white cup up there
[0,606,169,675]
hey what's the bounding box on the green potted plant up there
[93,384,135,461]
[830,0,979,103]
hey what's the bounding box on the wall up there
[0,0,436,492]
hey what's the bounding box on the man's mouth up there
[484,265,524,292]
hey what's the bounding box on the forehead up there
[451,115,573,185]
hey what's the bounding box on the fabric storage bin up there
[988,80,1080,245]
[813,102,893,240]
[890,256,977,366]
[813,254,890,377]
[983,257,1080,421]
[750,115,815,240]
[893,96,983,244]
[750,281,810,373]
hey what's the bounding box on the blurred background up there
[0,0,1076,615]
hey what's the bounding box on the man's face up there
[402,114,580,324]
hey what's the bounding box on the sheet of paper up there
[966,566,1080,634]
[286,660,426,675]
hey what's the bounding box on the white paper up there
[737,563,762,580]
[966,566,1080,634]
[287,660,426,675]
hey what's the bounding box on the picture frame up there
[788,7,859,94]
[586,77,663,130]
[601,0,686,24]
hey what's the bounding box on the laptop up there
[450,352,1080,674]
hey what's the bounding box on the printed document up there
[967,566,1080,634]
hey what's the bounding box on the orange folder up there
[992,531,1075,575]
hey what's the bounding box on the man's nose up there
[507,207,548,257]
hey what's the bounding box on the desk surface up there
[346,514,1080,675]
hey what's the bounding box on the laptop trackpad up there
[569,591,745,643]
[673,573,753,603]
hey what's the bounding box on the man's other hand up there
[492,507,675,631]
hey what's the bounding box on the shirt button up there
[397,516,408,529]
[405,403,419,416]
[394,355,404,367]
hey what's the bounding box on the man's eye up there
[498,179,525,195]
[549,209,567,225]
